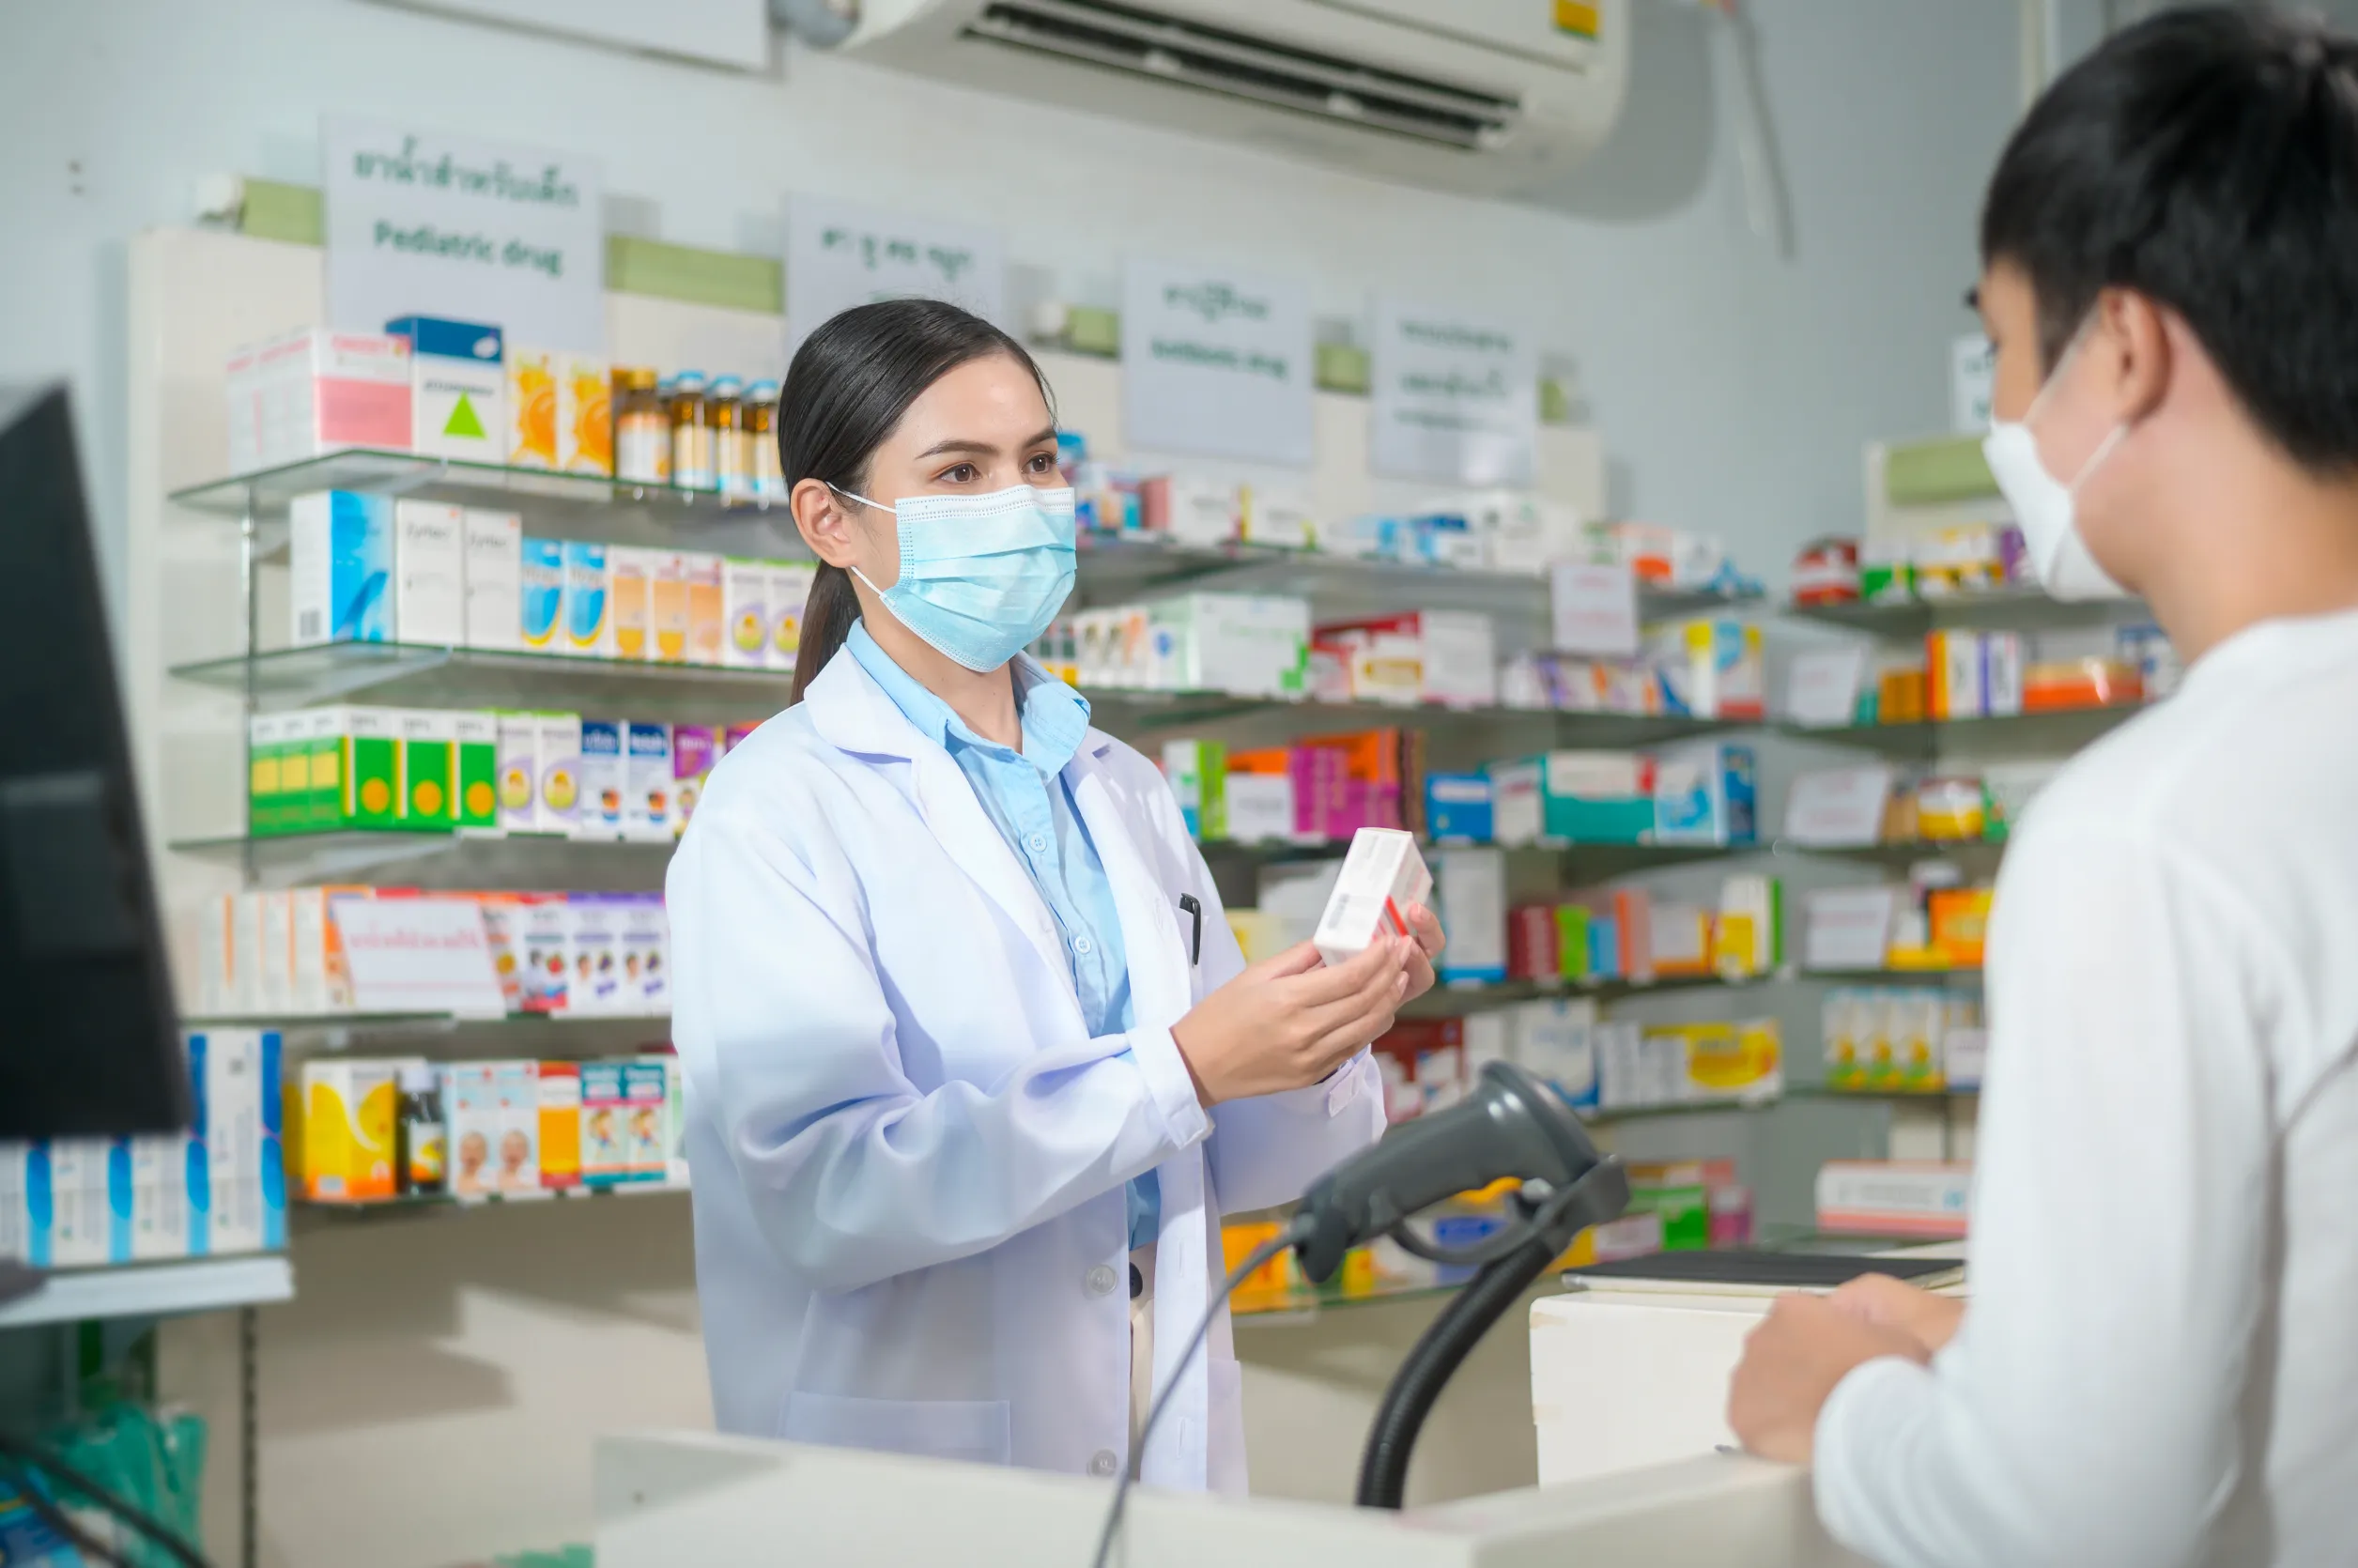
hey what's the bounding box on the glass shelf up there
[1798,965,1983,983]
[169,641,797,719]
[1787,589,2149,638]
[296,1180,689,1221]
[1781,702,2142,757]
[1402,968,1790,1016]
[181,1010,673,1051]
[1775,836,2006,865]
[1194,838,1740,869]
[167,830,675,892]
[1791,1084,1979,1101]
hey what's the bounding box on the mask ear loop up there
[826,482,900,600]
[2026,312,2130,492]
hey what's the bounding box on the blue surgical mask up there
[834,482,1078,672]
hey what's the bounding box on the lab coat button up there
[1085,1264,1118,1297]
[1029,833,1048,853]
[1073,935,1094,956]
[1089,1450,1118,1477]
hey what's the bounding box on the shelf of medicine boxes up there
[294,1179,689,1223]
[180,1009,674,1056]
[166,829,673,892]
[1778,701,2144,759]
[167,450,1758,619]
[0,1254,294,1331]
[1786,587,2149,638]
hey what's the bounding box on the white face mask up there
[1981,319,2134,601]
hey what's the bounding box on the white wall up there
[2,1,2020,1562]
[2,0,2016,607]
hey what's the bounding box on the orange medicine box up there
[538,1061,581,1190]
[1928,887,1994,968]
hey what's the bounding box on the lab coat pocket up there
[779,1391,1013,1467]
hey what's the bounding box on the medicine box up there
[660,1053,689,1185]
[247,714,288,838]
[520,536,565,653]
[1321,612,1498,708]
[477,892,526,1014]
[722,559,769,669]
[608,546,655,662]
[395,710,455,831]
[462,510,523,651]
[386,316,504,464]
[1433,848,1504,983]
[650,552,689,665]
[672,725,716,834]
[558,352,612,476]
[535,711,582,836]
[770,562,815,670]
[290,1058,398,1202]
[1653,742,1758,847]
[1148,594,1309,698]
[537,1060,581,1190]
[1652,619,1765,721]
[684,553,725,667]
[577,720,625,840]
[579,1061,631,1186]
[624,1060,669,1180]
[289,490,393,647]
[624,722,673,842]
[1540,751,1656,843]
[495,712,539,834]
[1162,740,1226,840]
[563,541,612,658]
[453,712,499,833]
[316,706,401,830]
[392,500,466,645]
[228,328,412,471]
[444,1063,501,1198]
[1815,1161,1970,1238]
[565,894,623,1013]
[618,894,670,1015]
[40,1138,120,1268]
[1424,773,1493,842]
[1507,997,1599,1113]
[492,1060,540,1193]
[1313,828,1433,969]
[518,896,570,1015]
[506,346,558,469]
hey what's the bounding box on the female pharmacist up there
[1729,8,2358,1565]
[667,298,1443,1492]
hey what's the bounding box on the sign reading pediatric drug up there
[323,117,605,351]
[1371,299,1537,486]
[1121,258,1314,467]
[786,195,1006,347]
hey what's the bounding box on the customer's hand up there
[1727,1293,1931,1464]
[1398,901,1445,1002]
[1172,937,1412,1106]
[1829,1271,1967,1354]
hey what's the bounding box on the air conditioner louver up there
[961,0,1526,150]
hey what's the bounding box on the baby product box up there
[395,710,455,830]
[535,711,583,835]
[537,1060,582,1190]
[1314,828,1433,969]
[519,535,565,653]
[444,1063,501,1198]
[386,316,504,463]
[671,725,716,834]
[495,712,540,834]
[624,1061,670,1181]
[493,1060,540,1193]
[770,562,816,670]
[453,712,500,832]
[619,894,670,1015]
[232,327,412,469]
[289,490,393,647]
[563,541,613,658]
[609,546,655,662]
[1653,742,1759,847]
[518,895,571,1015]
[462,509,523,651]
[392,500,466,646]
[722,559,769,669]
[577,720,625,840]
[624,722,673,841]
[506,346,558,469]
[564,894,624,1013]
[650,552,690,664]
[684,553,725,667]
[579,1061,630,1186]
[291,1057,397,1203]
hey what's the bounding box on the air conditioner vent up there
[961,0,1526,150]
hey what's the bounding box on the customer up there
[1728,8,2358,1565]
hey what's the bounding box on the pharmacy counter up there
[593,1430,1869,1567]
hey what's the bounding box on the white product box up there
[287,887,351,1015]
[0,1143,30,1263]
[193,1027,282,1253]
[535,712,583,836]
[577,720,625,840]
[660,1053,689,1184]
[1148,593,1309,698]
[44,1138,119,1267]
[624,722,674,842]
[127,1132,190,1262]
[1487,760,1543,847]
[1417,611,1499,707]
[1463,1011,1508,1076]
[493,1059,540,1193]
[683,552,725,667]
[519,897,571,1014]
[564,896,623,1014]
[1942,1026,1989,1089]
[1241,485,1316,548]
[388,316,505,463]
[462,509,523,651]
[391,500,466,645]
[721,559,770,669]
[1432,848,1505,982]
[619,895,670,1017]
[495,711,540,834]
[607,546,657,663]
[1939,630,1987,719]
[1815,1161,1972,1238]
[289,490,394,647]
[1313,828,1434,969]
[255,890,293,1015]
[199,895,233,1016]
[1983,631,2025,716]
[232,328,412,470]
[1416,1045,1465,1115]
[769,561,815,671]
[562,541,613,659]
[1224,773,1296,844]
[1474,492,1586,576]
[444,1062,501,1198]
[230,892,267,1015]
[476,894,526,1014]
[1509,998,1599,1112]
[1596,1022,1645,1110]
[1164,475,1240,547]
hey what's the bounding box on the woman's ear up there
[791,477,862,569]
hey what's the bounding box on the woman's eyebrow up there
[914,425,1058,459]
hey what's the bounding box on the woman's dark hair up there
[780,299,1053,703]
[1980,4,2358,472]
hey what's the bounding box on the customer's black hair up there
[1980,4,2358,472]
[778,299,1053,703]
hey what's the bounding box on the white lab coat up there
[666,649,1386,1493]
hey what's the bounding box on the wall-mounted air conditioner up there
[829,0,1632,198]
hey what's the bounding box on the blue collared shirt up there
[846,623,1160,1252]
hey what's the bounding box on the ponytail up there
[788,561,862,705]
[771,298,1051,705]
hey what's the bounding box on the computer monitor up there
[0,382,190,1139]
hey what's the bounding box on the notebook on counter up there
[1564,1252,1966,1297]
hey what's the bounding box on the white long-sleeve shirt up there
[1813,607,2358,1568]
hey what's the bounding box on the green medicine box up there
[454,713,499,831]
[396,711,456,832]
[317,707,401,830]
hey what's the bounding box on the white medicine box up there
[1313,828,1433,969]
[386,316,505,463]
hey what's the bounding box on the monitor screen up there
[0,383,190,1137]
